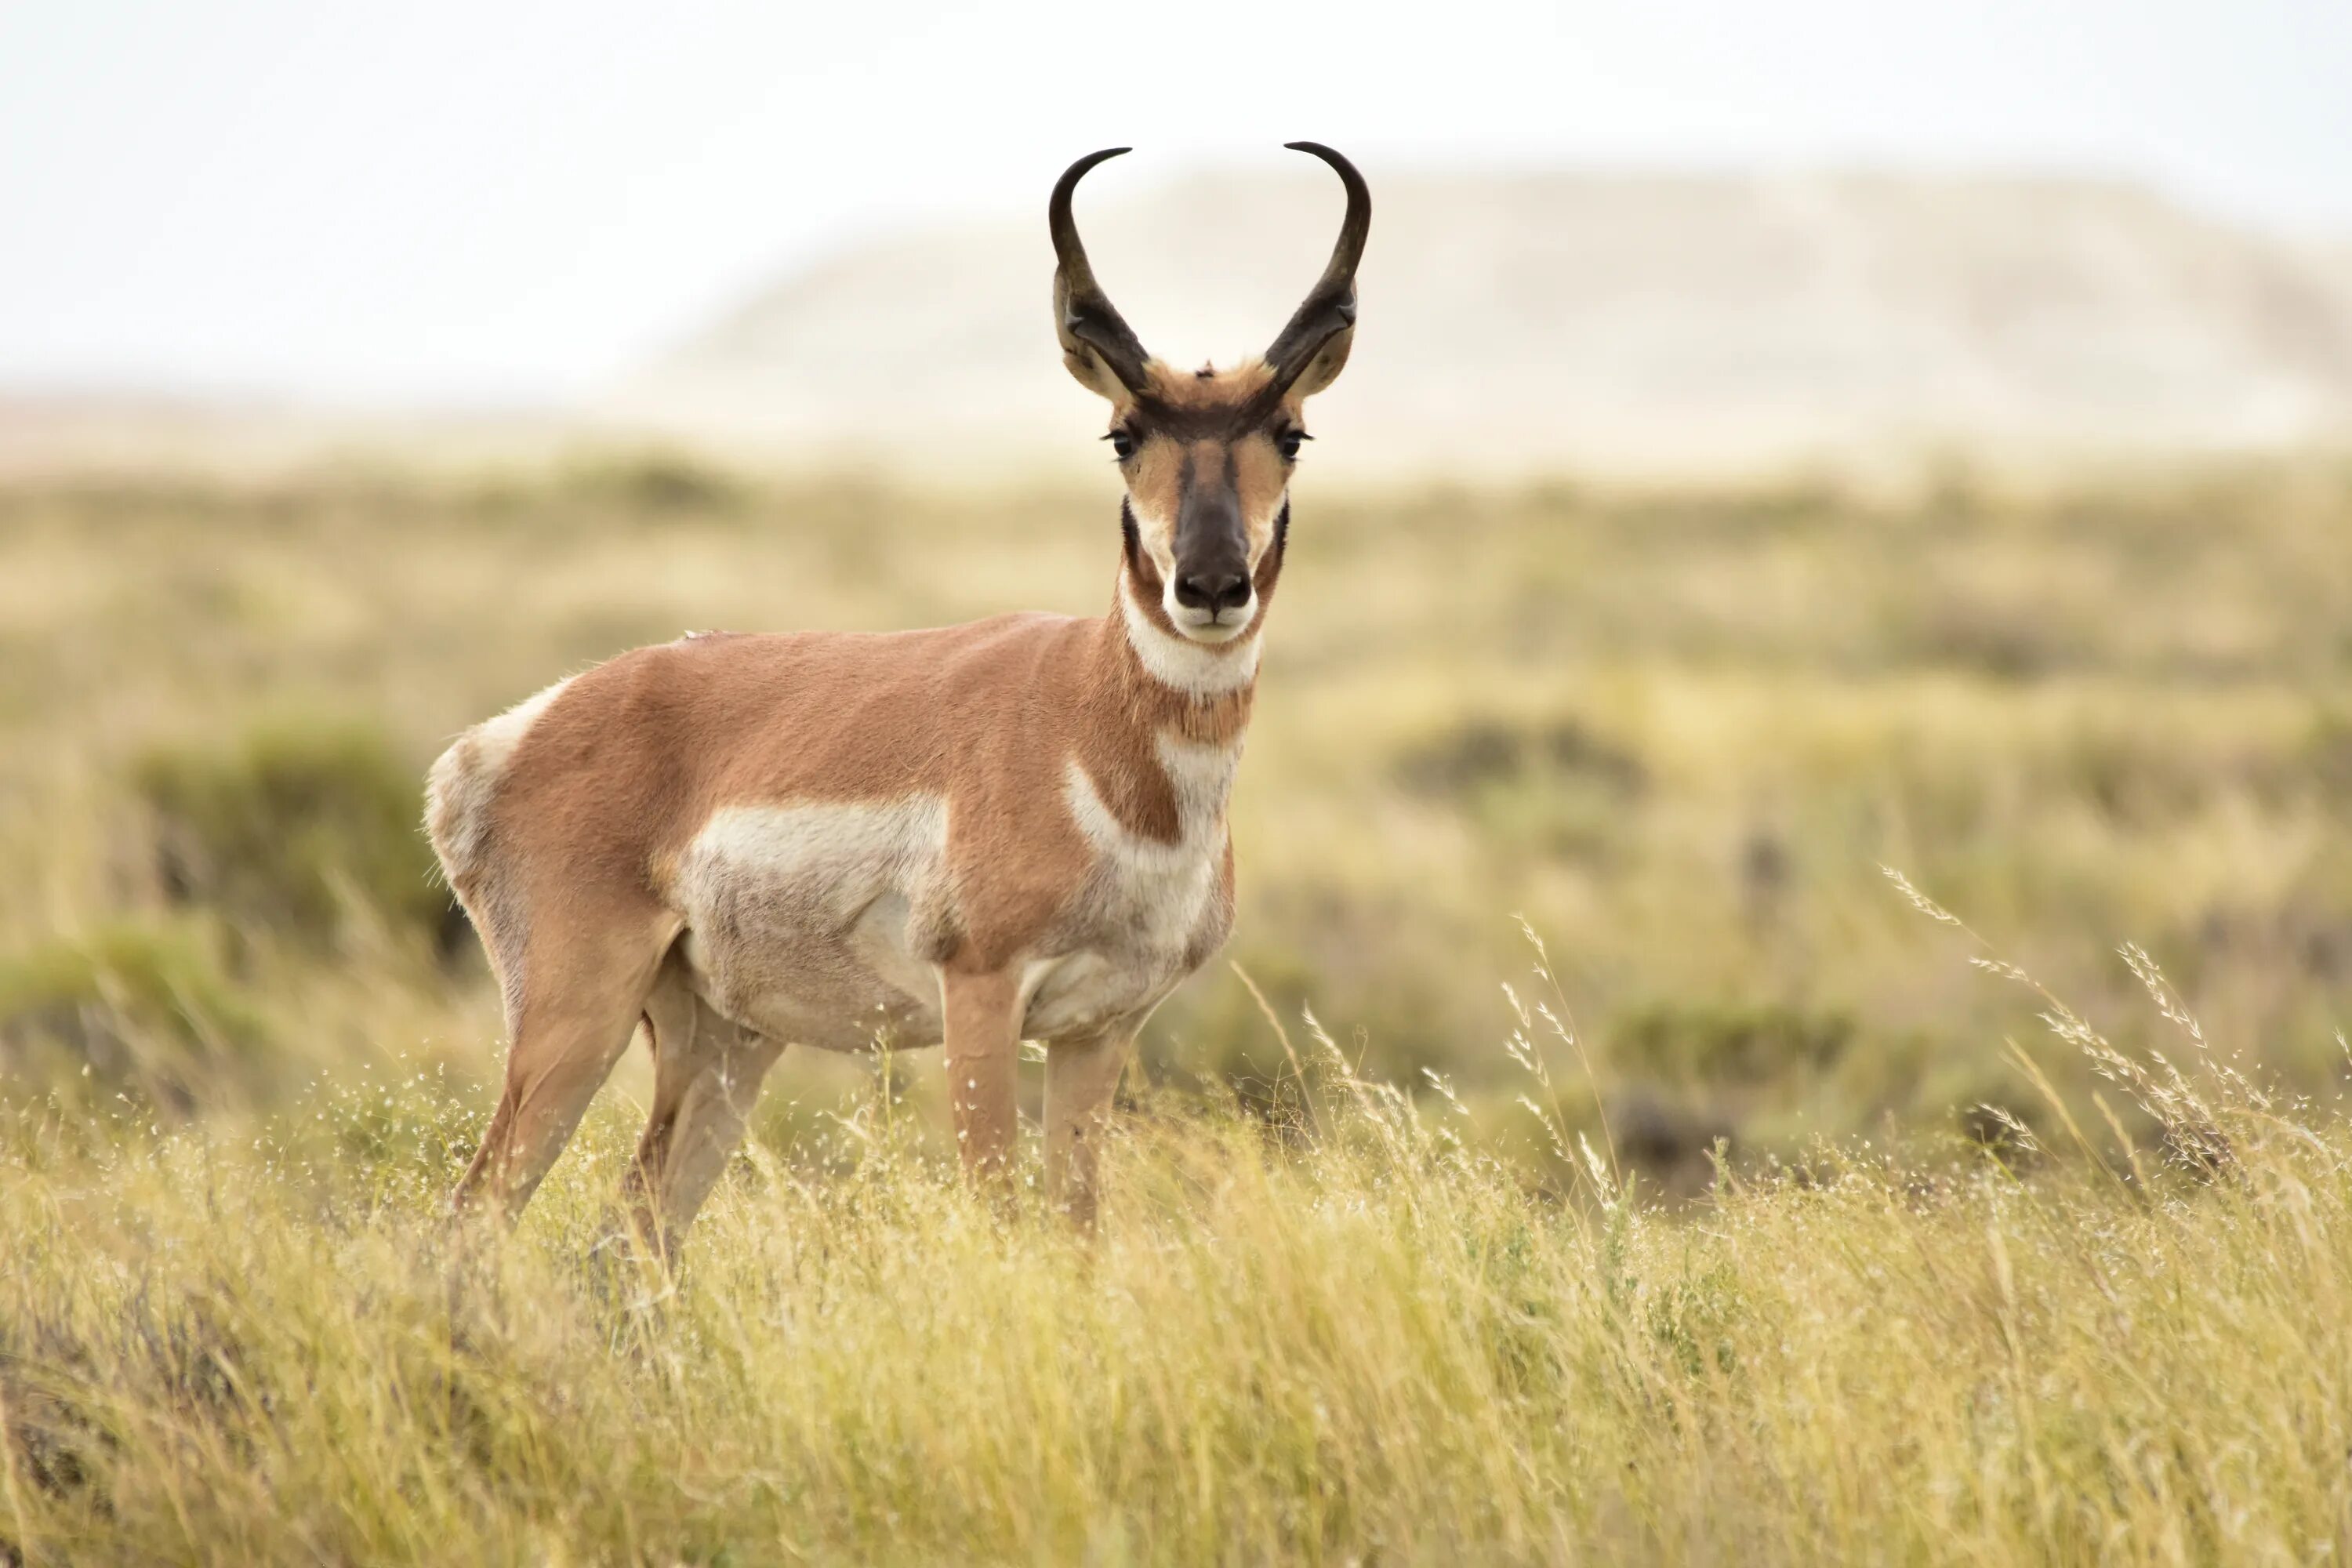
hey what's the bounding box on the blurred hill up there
[610,168,2352,475]
[0,394,585,478]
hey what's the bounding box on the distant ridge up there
[607,168,2352,475]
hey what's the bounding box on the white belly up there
[673,799,951,1051]
[669,789,1230,1052]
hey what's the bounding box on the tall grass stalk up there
[5,950,2350,1565]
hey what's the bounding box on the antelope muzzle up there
[1171,471,1254,635]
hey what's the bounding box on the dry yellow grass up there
[2,456,2350,1560]
[4,960,2349,1563]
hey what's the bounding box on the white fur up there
[1032,739,1241,1037]
[659,730,1244,1051]
[681,799,946,921]
[477,676,573,764]
[425,674,574,878]
[1062,748,1229,931]
[1018,954,1065,1017]
[1063,761,1173,862]
[1155,732,1246,838]
[1167,586,1259,642]
[673,797,950,1051]
[1119,578,1261,695]
[1021,757,1215,1039]
[1020,951,1130,1041]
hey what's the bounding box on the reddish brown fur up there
[434,546,1274,1236]
[433,149,1362,1242]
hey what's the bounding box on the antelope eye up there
[1275,430,1309,462]
[1106,429,1138,461]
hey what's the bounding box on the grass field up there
[5,974,2350,1563]
[3,454,2351,1560]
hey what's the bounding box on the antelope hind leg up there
[449,896,677,1225]
[633,998,783,1257]
[1045,1024,1135,1230]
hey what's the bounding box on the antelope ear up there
[1261,143,1369,404]
[1054,275,1142,403]
[1062,347,1136,403]
[1050,148,1154,405]
[1283,323,1355,401]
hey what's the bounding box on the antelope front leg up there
[941,967,1021,1180]
[1045,1025,1134,1229]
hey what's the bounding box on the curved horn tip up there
[1282,141,1370,193]
[1051,148,1135,212]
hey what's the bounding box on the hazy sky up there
[3,1,2347,405]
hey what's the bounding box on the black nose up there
[1174,569,1252,615]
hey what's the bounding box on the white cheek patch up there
[1130,503,1180,579]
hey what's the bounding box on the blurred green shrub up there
[1395,717,1649,862]
[0,919,271,1105]
[1612,1000,1854,1084]
[1395,716,1647,799]
[133,718,459,956]
[561,449,746,516]
[2309,710,2352,802]
[1606,1087,1737,1193]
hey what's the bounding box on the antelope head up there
[1051,142,1370,646]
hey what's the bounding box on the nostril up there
[1176,572,1250,614]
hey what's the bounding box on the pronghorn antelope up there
[428,143,1368,1243]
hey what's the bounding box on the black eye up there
[1276,430,1310,462]
[1105,429,1138,461]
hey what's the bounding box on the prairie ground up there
[2,454,2350,1561]
[6,1009,2352,1565]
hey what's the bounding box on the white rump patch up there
[1120,579,1260,695]
[424,673,575,879]
[474,677,574,773]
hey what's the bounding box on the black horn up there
[1261,142,1371,394]
[1050,147,1154,394]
